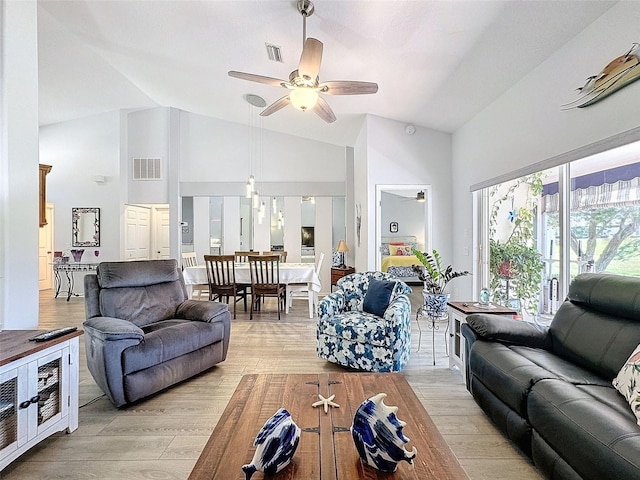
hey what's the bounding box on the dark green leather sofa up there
[462,273,640,480]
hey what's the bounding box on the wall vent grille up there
[265,43,283,62]
[132,157,162,180]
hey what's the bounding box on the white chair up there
[181,252,208,299]
[286,252,324,318]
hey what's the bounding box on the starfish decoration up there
[311,394,340,414]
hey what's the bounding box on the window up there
[482,147,640,324]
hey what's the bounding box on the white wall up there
[40,111,122,263]
[1,0,40,329]
[358,115,452,272]
[452,1,640,299]
[127,107,170,204]
[179,112,345,184]
[352,121,369,272]
[381,191,427,250]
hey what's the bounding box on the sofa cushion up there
[528,378,640,480]
[549,274,640,380]
[550,301,640,381]
[337,272,411,313]
[99,281,186,327]
[97,259,180,288]
[121,319,226,374]
[567,273,640,321]
[511,346,610,386]
[317,311,390,347]
[363,279,394,317]
[469,342,559,417]
[612,343,640,425]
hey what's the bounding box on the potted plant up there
[411,248,470,317]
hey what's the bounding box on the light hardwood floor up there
[1,289,543,479]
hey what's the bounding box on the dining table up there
[182,262,321,317]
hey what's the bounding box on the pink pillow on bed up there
[389,245,412,256]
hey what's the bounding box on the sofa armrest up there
[83,316,144,341]
[465,313,551,349]
[383,295,411,326]
[176,299,230,323]
[318,291,346,320]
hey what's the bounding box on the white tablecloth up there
[183,263,321,292]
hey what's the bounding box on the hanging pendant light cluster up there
[244,94,268,223]
[270,197,285,230]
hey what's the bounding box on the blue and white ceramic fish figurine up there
[242,408,301,480]
[350,392,417,472]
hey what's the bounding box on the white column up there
[283,197,302,262]
[1,0,40,329]
[222,196,240,254]
[253,197,271,252]
[192,197,210,263]
[315,197,332,295]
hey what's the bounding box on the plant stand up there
[415,306,449,366]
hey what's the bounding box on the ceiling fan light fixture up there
[416,191,426,202]
[290,87,319,111]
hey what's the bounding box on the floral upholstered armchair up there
[317,271,412,372]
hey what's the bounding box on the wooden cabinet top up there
[448,301,517,316]
[0,330,83,367]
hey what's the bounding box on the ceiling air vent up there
[265,43,283,62]
[132,157,162,180]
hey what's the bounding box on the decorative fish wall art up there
[350,392,417,472]
[242,408,301,480]
[563,43,640,109]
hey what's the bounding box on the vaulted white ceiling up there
[37,0,616,146]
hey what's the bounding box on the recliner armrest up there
[176,299,230,323]
[466,313,551,349]
[83,316,144,342]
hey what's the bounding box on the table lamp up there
[336,240,349,268]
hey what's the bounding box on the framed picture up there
[389,222,398,233]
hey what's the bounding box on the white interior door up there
[38,203,54,290]
[124,205,151,261]
[154,206,170,259]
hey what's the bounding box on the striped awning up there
[542,162,640,213]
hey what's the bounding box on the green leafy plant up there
[411,248,470,294]
[489,174,544,314]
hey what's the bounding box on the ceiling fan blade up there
[260,95,291,117]
[228,71,287,88]
[298,38,323,82]
[320,80,379,95]
[312,96,336,123]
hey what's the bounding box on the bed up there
[380,235,423,284]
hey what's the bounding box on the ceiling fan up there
[228,0,378,123]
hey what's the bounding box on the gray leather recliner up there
[83,259,231,407]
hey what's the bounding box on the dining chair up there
[203,255,247,319]
[286,252,324,318]
[234,251,261,262]
[248,254,286,320]
[181,251,208,299]
[262,250,287,262]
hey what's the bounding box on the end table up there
[448,301,517,376]
[330,266,355,290]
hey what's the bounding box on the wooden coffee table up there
[189,373,468,479]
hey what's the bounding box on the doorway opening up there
[375,185,431,284]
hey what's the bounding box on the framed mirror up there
[72,207,100,247]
